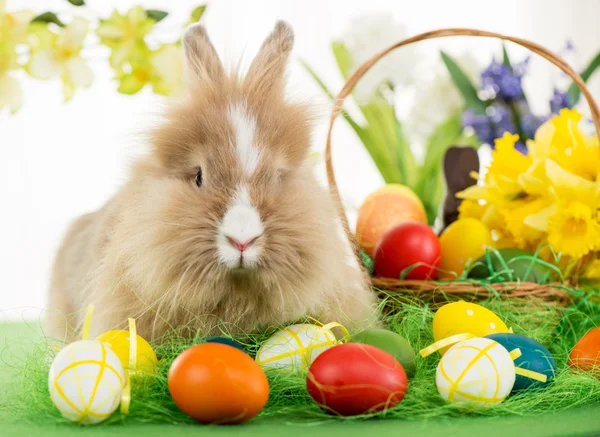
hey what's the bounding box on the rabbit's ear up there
[183,24,225,83]
[245,21,294,98]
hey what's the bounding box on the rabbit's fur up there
[46,22,379,342]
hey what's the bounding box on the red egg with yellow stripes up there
[306,343,408,416]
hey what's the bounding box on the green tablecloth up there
[1,322,599,437]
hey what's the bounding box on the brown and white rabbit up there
[46,21,379,342]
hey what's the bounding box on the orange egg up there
[569,327,600,375]
[356,184,426,257]
[168,343,269,424]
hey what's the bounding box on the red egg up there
[374,221,441,280]
[306,343,408,416]
[569,327,600,375]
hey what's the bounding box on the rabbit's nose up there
[226,235,261,252]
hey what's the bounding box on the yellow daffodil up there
[96,6,155,70]
[0,1,33,113]
[458,109,600,262]
[28,17,94,101]
[547,200,600,259]
[528,109,600,182]
[459,132,532,206]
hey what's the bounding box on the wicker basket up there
[325,28,600,304]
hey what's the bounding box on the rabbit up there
[46,21,380,343]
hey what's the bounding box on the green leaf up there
[502,44,511,67]
[441,51,487,114]
[67,0,85,5]
[190,5,207,23]
[32,12,65,27]
[395,123,417,188]
[146,10,169,22]
[567,51,600,106]
[301,59,399,183]
[332,41,353,79]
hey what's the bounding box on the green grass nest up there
[2,290,600,426]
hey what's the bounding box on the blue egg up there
[486,333,556,393]
[202,336,247,353]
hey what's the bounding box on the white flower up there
[28,17,94,101]
[340,14,419,103]
[404,52,481,141]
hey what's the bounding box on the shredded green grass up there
[2,291,600,426]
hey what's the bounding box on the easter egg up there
[468,248,555,283]
[307,343,407,416]
[48,340,125,424]
[486,333,556,392]
[96,330,157,375]
[351,329,417,378]
[374,222,441,280]
[439,218,492,279]
[436,337,515,408]
[356,184,427,256]
[569,327,600,374]
[433,301,509,355]
[256,324,337,371]
[168,343,269,424]
[203,336,246,353]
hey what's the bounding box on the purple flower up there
[521,112,546,139]
[489,104,516,136]
[514,141,528,155]
[463,110,495,145]
[481,60,525,101]
[550,89,572,114]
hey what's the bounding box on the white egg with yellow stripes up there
[436,337,515,408]
[48,340,126,424]
[256,324,338,371]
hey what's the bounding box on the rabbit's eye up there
[195,168,203,188]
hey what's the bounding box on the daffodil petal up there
[529,120,554,159]
[0,74,23,113]
[524,203,558,231]
[65,57,94,87]
[545,159,596,193]
[28,49,62,79]
[0,0,5,13]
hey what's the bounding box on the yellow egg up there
[96,330,157,375]
[433,301,509,355]
[439,218,492,279]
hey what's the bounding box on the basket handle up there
[325,28,600,270]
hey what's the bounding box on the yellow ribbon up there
[509,348,522,360]
[81,304,94,340]
[419,333,476,358]
[514,367,548,383]
[509,347,547,382]
[119,318,137,415]
[304,319,349,370]
[120,375,131,415]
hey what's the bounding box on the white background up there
[1,0,600,321]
